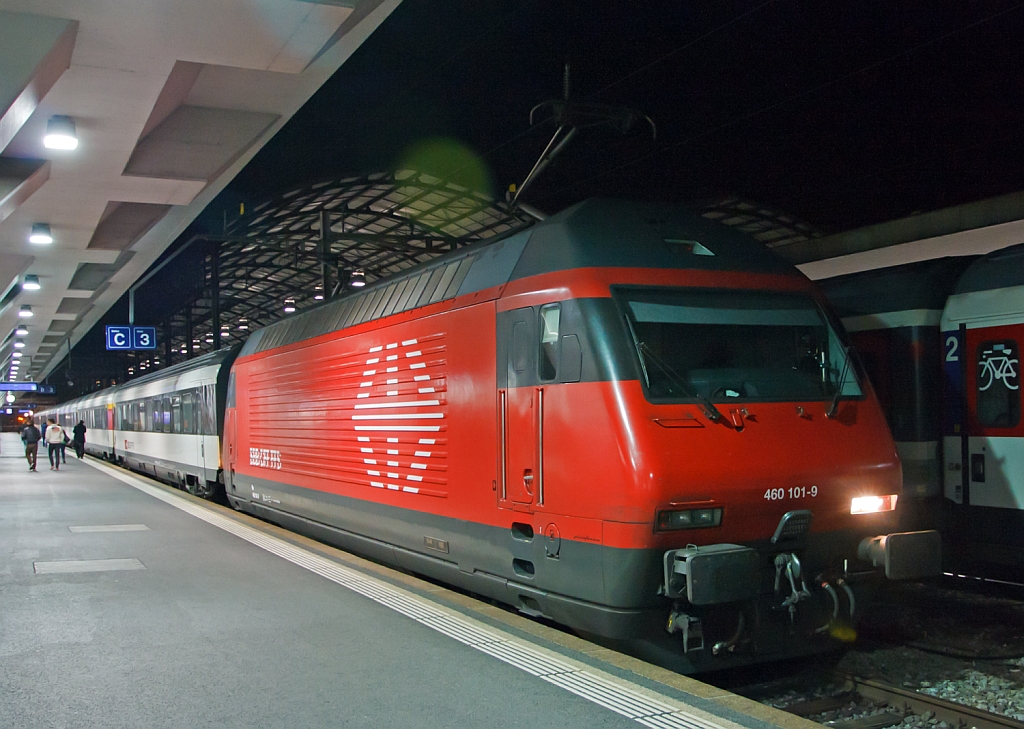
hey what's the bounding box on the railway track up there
[780,674,1024,729]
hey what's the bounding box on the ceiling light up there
[22,274,40,291]
[15,326,28,336]
[18,306,32,318]
[12,352,22,359]
[349,270,366,288]
[29,223,52,244]
[13,341,25,348]
[43,115,78,150]
[283,299,296,313]
[314,294,324,301]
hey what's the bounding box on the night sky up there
[226,0,1024,235]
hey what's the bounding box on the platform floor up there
[0,433,812,729]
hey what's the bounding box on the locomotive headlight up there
[850,494,898,514]
[656,507,722,531]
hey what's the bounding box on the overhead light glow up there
[18,305,33,318]
[22,274,41,291]
[15,326,28,336]
[29,223,52,244]
[283,299,296,313]
[349,270,366,288]
[13,341,25,348]
[43,115,78,150]
[12,352,22,359]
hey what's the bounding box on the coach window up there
[136,401,145,431]
[171,395,182,434]
[182,393,194,434]
[977,340,1020,428]
[539,303,561,381]
[203,384,217,435]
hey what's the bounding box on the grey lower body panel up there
[228,474,662,640]
[227,473,880,672]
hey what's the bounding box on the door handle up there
[523,470,534,494]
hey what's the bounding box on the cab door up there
[501,308,537,506]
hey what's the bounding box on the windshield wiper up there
[638,342,724,422]
[826,346,851,419]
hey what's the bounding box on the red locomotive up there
[223,198,939,672]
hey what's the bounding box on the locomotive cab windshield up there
[616,287,863,404]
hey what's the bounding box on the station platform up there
[0,432,814,729]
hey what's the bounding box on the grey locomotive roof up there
[240,198,800,357]
[954,242,1024,295]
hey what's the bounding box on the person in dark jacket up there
[72,420,87,459]
[21,419,42,471]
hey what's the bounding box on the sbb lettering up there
[249,447,282,470]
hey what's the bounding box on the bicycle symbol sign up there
[978,342,1019,391]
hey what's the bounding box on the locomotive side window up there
[539,304,561,381]
[976,339,1020,428]
[512,321,530,373]
[618,287,862,403]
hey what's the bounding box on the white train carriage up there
[43,347,238,499]
[45,389,117,459]
[941,243,1024,569]
[109,348,238,498]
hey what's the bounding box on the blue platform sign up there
[106,326,132,350]
[133,326,157,350]
[106,325,157,351]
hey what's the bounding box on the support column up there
[186,307,193,360]
[211,245,221,350]
[319,209,332,299]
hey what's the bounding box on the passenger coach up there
[43,347,237,499]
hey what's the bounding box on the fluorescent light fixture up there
[314,294,324,301]
[29,223,52,244]
[15,326,28,336]
[18,306,33,318]
[43,115,78,150]
[283,299,296,313]
[22,274,40,291]
[13,341,25,348]
[350,270,366,288]
[12,352,22,359]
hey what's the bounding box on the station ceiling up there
[0,0,401,385]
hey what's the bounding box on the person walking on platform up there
[21,418,41,472]
[72,420,87,459]
[44,418,65,471]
